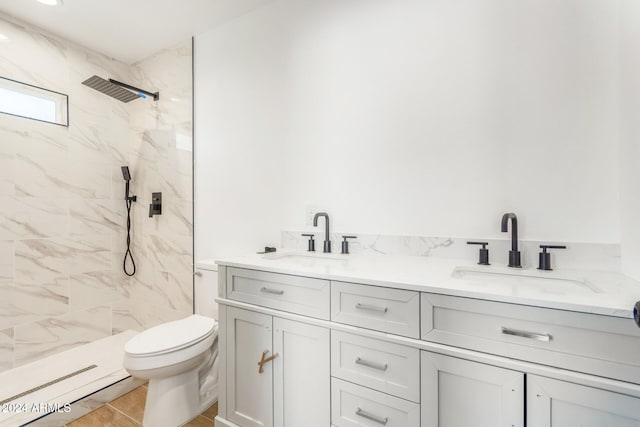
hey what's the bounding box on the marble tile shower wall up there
[0,15,193,372]
[111,40,194,334]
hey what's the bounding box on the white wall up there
[620,0,640,280]
[195,0,622,260]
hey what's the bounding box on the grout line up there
[106,403,142,425]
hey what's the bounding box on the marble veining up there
[0,13,193,370]
[13,306,111,367]
[0,280,68,330]
[282,230,621,272]
[0,329,13,373]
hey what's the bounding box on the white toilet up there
[123,260,219,427]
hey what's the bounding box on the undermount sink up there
[263,251,346,264]
[451,266,602,294]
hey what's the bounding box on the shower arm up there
[109,79,160,101]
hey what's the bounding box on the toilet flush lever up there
[258,350,279,374]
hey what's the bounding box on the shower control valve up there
[149,192,162,218]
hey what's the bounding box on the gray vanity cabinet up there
[216,265,640,427]
[421,351,524,427]
[226,307,274,427]
[527,375,640,427]
[224,305,330,427]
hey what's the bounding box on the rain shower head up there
[121,166,131,181]
[82,75,159,102]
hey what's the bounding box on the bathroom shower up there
[121,166,137,276]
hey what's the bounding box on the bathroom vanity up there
[213,252,640,427]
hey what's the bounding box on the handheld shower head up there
[121,166,131,181]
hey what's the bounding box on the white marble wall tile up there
[68,115,112,165]
[0,197,69,240]
[0,17,70,94]
[140,162,192,203]
[0,240,13,280]
[0,328,13,373]
[13,155,75,199]
[15,237,111,285]
[0,120,69,159]
[66,236,112,275]
[0,279,68,330]
[124,267,192,313]
[112,300,188,334]
[69,199,122,236]
[154,199,193,236]
[139,233,192,274]
[14,305,111,367]
[69,271,116,311]
[15,239,69,284]
[67,155,112,200]
[0,151,15,196]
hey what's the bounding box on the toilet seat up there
[125,315,216,358]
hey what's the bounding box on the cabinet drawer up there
[331,282,420,338]
[331,378,420,427]
[421,293,640,383]
[226,267,330,320]
[331,331,420,403]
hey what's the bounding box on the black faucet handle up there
[302,233,315,252]
[538,245,567,271]
[341,235,357,255]
[467,241,488,248]
[540,245,567,251]
[467,241,490,265]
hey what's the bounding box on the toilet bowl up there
[124,314,218,427]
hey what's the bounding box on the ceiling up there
[0,0,272,63]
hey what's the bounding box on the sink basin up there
[451,266,602,294]
[263,251,347,265]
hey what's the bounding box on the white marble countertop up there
[214,250,640,319]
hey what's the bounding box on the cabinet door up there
[227,307,273,427]
[421,351,524,427]
[273,318,330,427]
[527,375,640,427]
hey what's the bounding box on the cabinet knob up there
[193,271,203,277]
[634,301,640,328]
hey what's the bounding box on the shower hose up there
[123,197,136,276]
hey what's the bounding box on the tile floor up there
[65,384,217,426]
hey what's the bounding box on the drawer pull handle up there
[355,302,388,313]
[356,357,388,371]
[501,327,551,342]
[260,287,284,295]
[258,350,279,374]
[356,408,388,425]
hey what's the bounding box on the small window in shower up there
[0,76,68,126]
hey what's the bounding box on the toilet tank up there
[194,259,219,320]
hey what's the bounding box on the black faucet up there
[313,212,331,253]
[501,213,521,268]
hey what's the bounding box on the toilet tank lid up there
[125,315,216,356]
[195,259,217,272]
